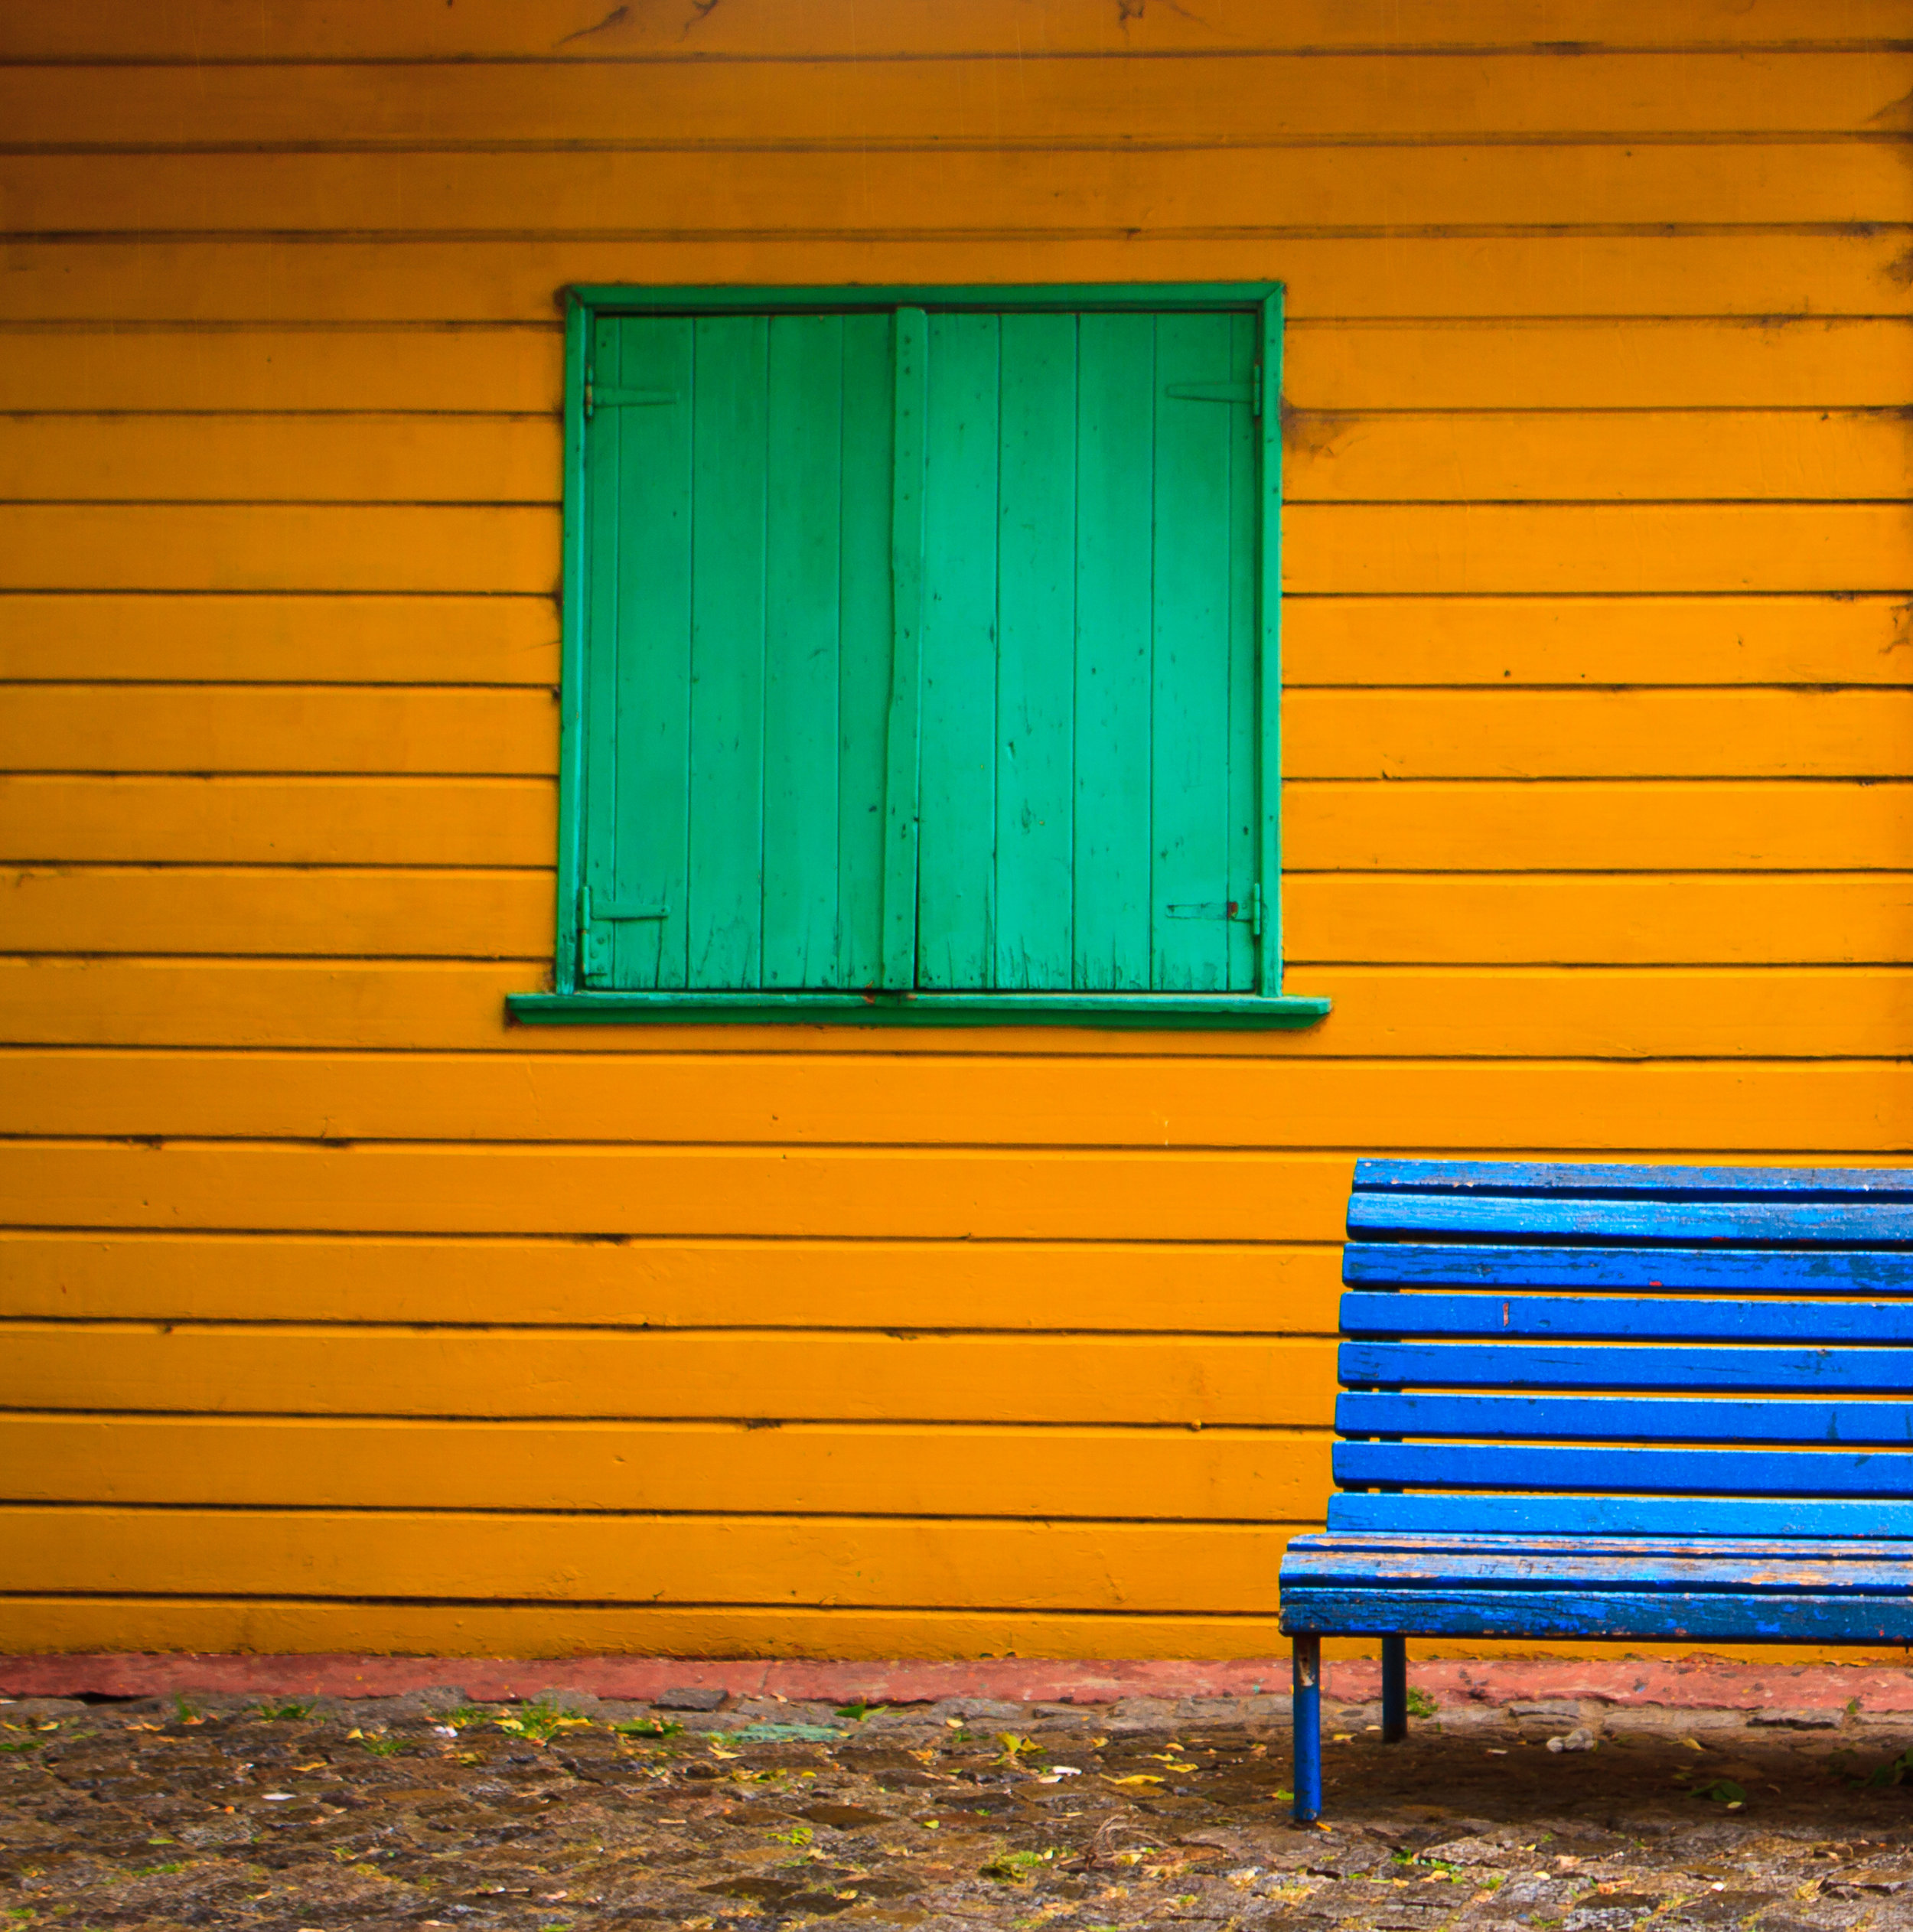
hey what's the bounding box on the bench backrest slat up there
[1339,1392,1913,1445]
[1331,1159,1913,1536]
[1345,1243,1913,1295]
[1341,1292,1913,1343]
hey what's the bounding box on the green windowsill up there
[507,990,1331,1030]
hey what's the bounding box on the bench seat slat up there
[1354,1159,1913,1201]
[1349,1194,1913,1249]
[1340,1341,1913,1393]
[1335,1439,1913,1495]
[1337,1391,1913,1445]
[1344,1243,1913,1295]
[1282,1543,1913,1595]
[1279,1587,1913,1643]
[1326,1492,1913,1537]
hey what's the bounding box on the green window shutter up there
[582,311,901,992]
[914,307,1263,995]
[534,285,1325,1030]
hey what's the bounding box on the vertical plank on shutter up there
[580,313,622,989]
[608,316,693,991]
[688,315,769,989]
[995,313,1077,991]
[917,313,1002,991]
[882,308,927,992]
[1152,312,1235,994]
[838,312,895,990]
[762,314,842,988]
[1226,310,1260,994]
[1258,288,1286,997]
[1073,314,1154,992]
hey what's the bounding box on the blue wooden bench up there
[1277,1158,1913,1823]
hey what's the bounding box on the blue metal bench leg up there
[1292,1634,1322,1823]
[1381,1634,1407,1743]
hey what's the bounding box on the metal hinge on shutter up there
[1164,884,1263,938]
[582,371,680,422]
[1165,365,1262,415]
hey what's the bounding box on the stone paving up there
[3,1683,1912,1930]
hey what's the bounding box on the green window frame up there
[510,283,1329,1030]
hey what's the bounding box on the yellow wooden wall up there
[1,0,1909,1660]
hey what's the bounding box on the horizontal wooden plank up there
[1287,784,1913,870]
[1290,876,1913,963]
[8,147,1906,237]
[0,414,561,504]
[1289,321,1913,412]
[1351,1186,1913,1241]
[1281,1582,1913,1640]
[10,689,1913,781]
[0,866,552,958]
[0,1325,1338,1425]
[4,0,1903,60]
[0,1143,1360,1240]
[0,327,558,414]
[12,53,1911,145]
[0,1415,1332,1517]
[0,777,558,865]
[5,322,1906,420]
[1328,1492,1913,1536]
[0,595,560,685]
[1337,1391,1913,1444]
[0,1597,1302,1663]
[1340,1290,1913,1341]
[0,506,558,593]
[1283,409,1913,503]
[11,867,1913,966]
[1339,1340,1913,1391]
[0,1232,1344,1331]
[6,961,1911,1061]
[10,409,1909,507]
[1344,1240,1913,1295]
[4,1053,1908,1152]
[0,1507,1303,1612]
[7,235,1908,327]
[0,689,555,776]
[1333,1439,1913,1492]
[0,502,1895,596]
[1286,505,1913,596]
[1292,692,1913,779]
[3,595,1901,688]
[11,777,1913,874]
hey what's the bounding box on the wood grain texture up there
[6,235,1907,324]
[0,1142,1360,1240]
[11,54,1913,145]
[0,595,560,685]
[11,865,1911,965]
[2,595,1901,687]
[14,777,1908,870]
[4,1052,1906,1150]
[0,1232,1344,1331]
[0,1415,1334,1518]
[0,415,561,503]
[5,0,1905,60]
[4,963,1908,1060]
[8,407,1910,507]
[10,688,1913,782]
[8,147,1906,237]
[0,1326,1340,1427]
[8,6,1912,1660]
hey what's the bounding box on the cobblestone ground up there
[4,1686,1911,1930]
